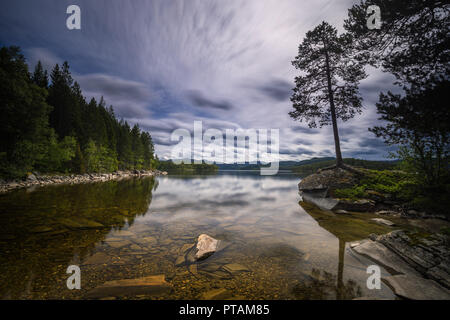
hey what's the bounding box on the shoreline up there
[0,170,168,194]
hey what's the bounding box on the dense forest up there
[0,46,157,179]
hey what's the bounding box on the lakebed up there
[0,171,446,299]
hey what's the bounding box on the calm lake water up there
[0,171,396,299]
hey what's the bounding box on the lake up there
[0,171,396,299]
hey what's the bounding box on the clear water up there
[0,171,396,299]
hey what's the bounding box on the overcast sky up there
[0,0,398,161]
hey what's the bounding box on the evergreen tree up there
[289,22,367,167]
[0,46,156,178]
[0,47,54,177]
[31,61,48,88]
[345,0,449,86]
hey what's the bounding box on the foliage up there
[0,46,155,179]
[344,0,449,86]
[370,80,450,188]
[290,22,367,165]
[157,160,218,174]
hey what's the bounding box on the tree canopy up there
[0,46,156,179]
[289,21,367,166]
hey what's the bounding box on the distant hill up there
[291,158,400,176]
[215,157,335,170]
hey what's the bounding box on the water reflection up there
[0,172,395,299]
[0,178,157,299]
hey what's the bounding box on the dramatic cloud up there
[0,0,400,161]
[76,74,157,118]
[186,90,234,111]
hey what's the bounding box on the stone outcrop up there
[0,170,167,193]
[298,167,379,212]
[350,230,450,299]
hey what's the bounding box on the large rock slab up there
[352,240,421,276]
[195,234,220,261]
[301,191,339,211]
[382,274,450,300]
[86,275,171,298]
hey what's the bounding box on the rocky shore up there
[0,169,168,194]
[350,230,450,299]
[298,167,448,220]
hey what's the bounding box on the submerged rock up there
[222,263,250,274]
[200,288,232,300]
[195,234,220,261]
[86,275,171,298]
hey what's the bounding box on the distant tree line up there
[157,160,218,174]
[0,46,156,179]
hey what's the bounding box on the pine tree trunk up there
[324,49,343,167]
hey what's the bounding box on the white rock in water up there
[371,218,395,226]
[195,234,219,260]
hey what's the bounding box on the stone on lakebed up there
[86,274,171,298]
[195,234,220,261]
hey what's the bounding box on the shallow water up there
[0,171,396,299]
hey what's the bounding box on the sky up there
[0,0,399,162]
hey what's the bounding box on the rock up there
[175,255,186,267]
[366,190,385,201]
[27,174,37,181]
[105,238,132,249]
[200,288,232,300]
[29,226,53,233]
[59,218,105,229]
[350,242,360,248]
[298,167,358,192]
[371,218,395,226]
[222,263,250,274]
[195,234,220,261]
[334,209,349,215]
[301,191,339,211]
[407,210,419,217]
[334,199,376,212]
[376,210,399,216]
[382,274,450,300]
[82,252,112,265]
[189,264,198,275]
[352,240,421,276]
[86,275,171,298]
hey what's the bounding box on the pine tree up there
[289,22,367,167]
[31,61,48,88]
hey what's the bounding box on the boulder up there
[195,234,220,261]
[298,167,358,192]
[27,173,37,181]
